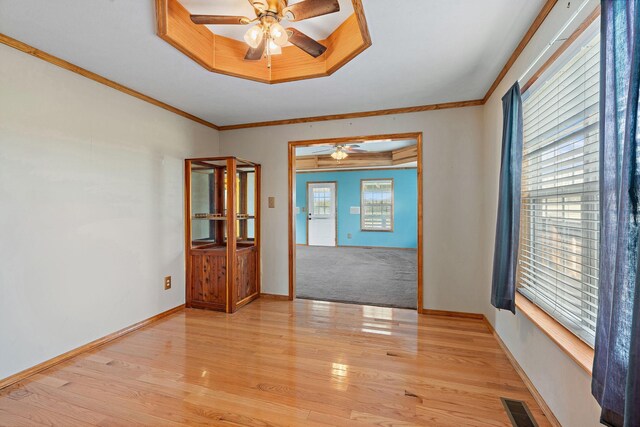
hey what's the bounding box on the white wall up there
[481,1,601,426]
[0,44,219,379]
[219,107,486,314]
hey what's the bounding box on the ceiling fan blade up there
[283,0,340,21]
[345,148,367,153]
[190,15,251,25]
[286,28,327,58]
[244,38,266,61]
[311,149,333,154]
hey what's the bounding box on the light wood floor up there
[0,299,551,426]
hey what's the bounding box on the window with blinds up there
[518,21,600,346]
[361,179,394,231]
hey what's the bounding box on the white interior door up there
[307,182,336,246]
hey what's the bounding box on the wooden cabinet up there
[236,246,258,302]
[185,157,260,313]
[188,249,226,311]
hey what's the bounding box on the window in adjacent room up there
[361,179,393,231]
[518,19,600,346]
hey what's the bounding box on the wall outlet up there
[268,197,275,208]
[347,233,352,239]
[164,276,171,290]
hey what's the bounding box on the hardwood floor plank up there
[0,300,553,426]
[9,380,129,427]
[0,394,94,427]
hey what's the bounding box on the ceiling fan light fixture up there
[189,0,340,69]
[244,25,264,49]
[331,149,348,160]
[268,39,282,55]
[269,22,289,46]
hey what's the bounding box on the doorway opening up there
[288,133,423,311]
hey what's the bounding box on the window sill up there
[515,293,594,375]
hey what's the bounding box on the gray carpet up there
[296,246,417,309]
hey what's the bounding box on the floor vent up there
[501,398,538,427]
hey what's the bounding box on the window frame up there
[310,185,334,217]
[360,178,394,232]
[512,8,600,372]
[518,19,600,347]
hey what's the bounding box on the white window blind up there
[361,179,393,231]
[518,23,600,346]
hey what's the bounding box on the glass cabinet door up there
[236,162,257,247]
[189,160,227,247]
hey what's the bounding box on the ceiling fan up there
[189,0,340,67]
[313,144,366,160]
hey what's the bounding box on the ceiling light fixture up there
[243,25,264,48]
[330,146,348,161]
[244,18,288,68]
[190,0,339,69]
[313,143,366,161]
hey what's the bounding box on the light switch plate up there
[268,197,275,208]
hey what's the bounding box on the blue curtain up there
[491,82,523,314]
[592,1,640,426]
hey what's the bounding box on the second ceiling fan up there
[313,144,366,160]
[190,0,340,66]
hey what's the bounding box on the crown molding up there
[521,4,600,94]
[482,0,558,103]
[218,99,484,131]
[0,33,220,130]
[1,0,561,133]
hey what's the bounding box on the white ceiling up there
[0,0,545,126]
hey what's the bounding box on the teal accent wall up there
[296,169,417,248]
